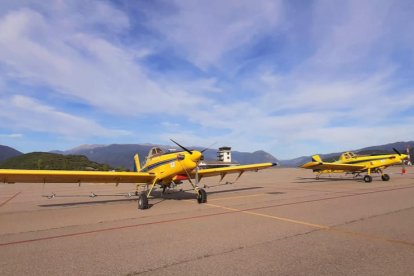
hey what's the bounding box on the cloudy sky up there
[0,0,413,159]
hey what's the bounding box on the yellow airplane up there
[301,148,408,183]
[0,140,276,209]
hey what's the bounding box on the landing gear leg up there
[137,179,157,210]
[187,177,207,204]
[177,160,207,204]
[379,169,390,181]
[364,168,372,183]
[135,183,140,196]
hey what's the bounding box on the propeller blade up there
[393,148,402,156]
[201,142,217,153]
[170,139,192,154]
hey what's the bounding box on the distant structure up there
[199,146,239,169]
[217,146,232,163]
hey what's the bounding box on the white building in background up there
[198,146,239,169]
[217,146,232,163]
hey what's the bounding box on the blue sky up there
[0,0,414,159]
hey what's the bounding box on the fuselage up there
[335,151,407,171]
[140,147,201,185]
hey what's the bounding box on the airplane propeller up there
[170,139,216,162]
[170,139,192,154]
[393,147,409,174]
[201,142,217,153]
[170,139,206,200]
[393,148,402,156]
[170,139,210,188]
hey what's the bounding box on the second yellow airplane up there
[301,148,408,183]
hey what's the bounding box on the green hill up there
[0,152,113,171]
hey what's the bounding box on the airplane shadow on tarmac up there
[38,186,264,208]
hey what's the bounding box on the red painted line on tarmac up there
[0,192,21,208]
[0,209,234,247]
[1,184,413,247]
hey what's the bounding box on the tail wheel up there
[381,174,390,181]
[197,188,207,204]
[363,175,372,183]
[138,192,149,210]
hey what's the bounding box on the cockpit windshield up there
[147,147,165,158]
[342,152,356,160]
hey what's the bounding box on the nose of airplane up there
[401,154,409,161]
[190,151,202,163]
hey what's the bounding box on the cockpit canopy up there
[341,151,356,160]
[147,147,165,159]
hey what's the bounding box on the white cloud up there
[0,95,129,138]
[0,133,23,139]
[144,0,283,69]
[309,0,392,68]
[0,4,212,117]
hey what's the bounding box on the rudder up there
[312,155,322,162]
[133,154,141,172]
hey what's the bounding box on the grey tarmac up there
[1,167,413,275]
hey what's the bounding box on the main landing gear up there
[197,188,207,203]
[363,175,372,183]
[381,174,390,181]
[363,169,390,183]
[138,192,149,210]
[136,179,157,210]
[135,179,208,210]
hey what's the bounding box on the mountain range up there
[0,145,22,162]
[51,144,280,170]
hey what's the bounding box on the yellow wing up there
[301,162,366,171]
[193,163,276,179]
[0,169,155,184]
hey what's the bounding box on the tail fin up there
[312,155,322,163]
[133,154,141,172]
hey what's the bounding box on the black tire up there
[197,188,207,204]
[363,175,372,183]
[381,174,390,181]
[138,192,149,210]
